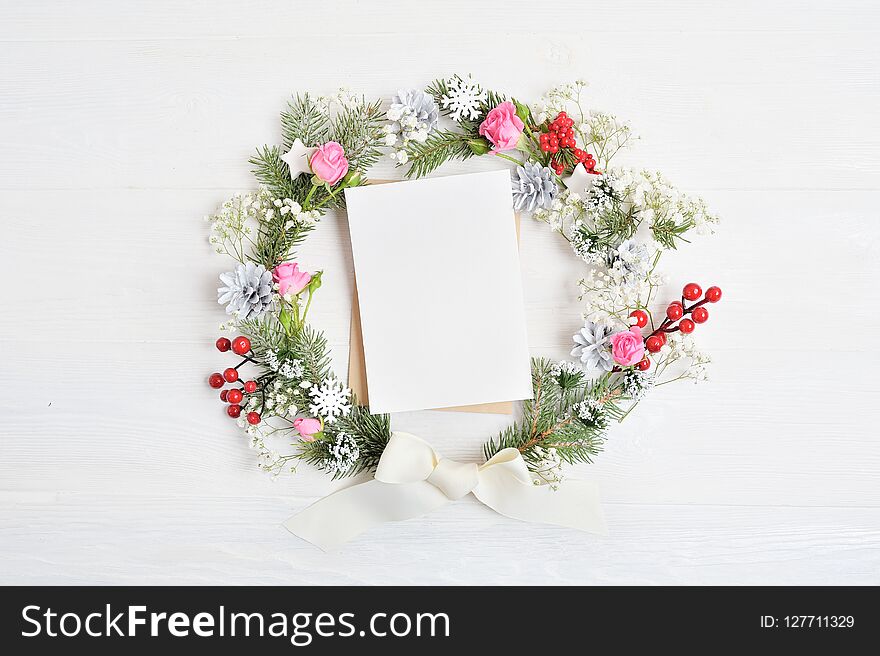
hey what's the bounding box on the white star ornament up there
[280,139,316,179]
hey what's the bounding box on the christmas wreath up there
[206,77,722,491]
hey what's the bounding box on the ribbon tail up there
[473,469,608,536]
[284,479,450,551]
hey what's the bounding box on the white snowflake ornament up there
[440,75,488,122]
[308,378,352,424]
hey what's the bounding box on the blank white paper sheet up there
[344,170,533,414]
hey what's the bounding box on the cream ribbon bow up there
[285,431,607,550]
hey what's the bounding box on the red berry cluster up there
[208,335,261,425]
[627,283,723,370]
[538,111,598,176]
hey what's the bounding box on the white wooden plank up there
[2,494,878,585]
[1,0,879,585]
[0,32,878,191]
[2,1,878,40]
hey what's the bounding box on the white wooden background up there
[2,0,879,585]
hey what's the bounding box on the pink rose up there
[309,141,349,185]
[273,262,311,297]
[293,417,322,442]
[478,101,524,153]
[610,326,645,367]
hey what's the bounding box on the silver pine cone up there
[218,262,273,319]
[388,89,440,141]
[511,162,557,212]
[571,321,614,372]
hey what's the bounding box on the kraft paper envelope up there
[346,173,526,415]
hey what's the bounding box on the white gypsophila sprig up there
[208,187,320,263]
[660,333,712,383]
[308,378,352,424]
[265,350,305,379]
[530,446,565,491]
[322,432,360,475]
[573,398,609,433]
[621,368,655,400]
[263,378,301,417]
[533,188,586,234]
[578,265,658,329]
[550,360,586,391]
[550,360,582,378]
[578,111,635,169]
[531,80,588,124]
[207,192,258,262]
[315,87,361,113]
[440,74,487,122]
[634,169,719,239]
[275,197,321,230]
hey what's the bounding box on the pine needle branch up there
[403,129,476,178]
[482,359,622,470]
[281,93,330,148]
[329,98,386,172]
[250,145,300,200]
[287,324,332,384]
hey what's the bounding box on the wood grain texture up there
[1,0,878,585]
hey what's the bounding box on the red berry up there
[219,389,229,402]
[666,302,684,321]
[682,283,702,301]
[636,357,651,371]
[705,286,722,303]
[227,388,243,404]
[226,404,241,418]
[231,336,251,356]
[550,145,559,154]
[223,367,239,383]
[540,143,550,152]
[573,148,586,161]
[656,331,667,345]
[629,309,648,328]
[558,111,568,119]
[692,306,709,323]
[247,412,261,426]
[215,337,231,352]
[679,318,695,334]
[208,373,224,389]
[646,335,664,353]
[243,380,257,393]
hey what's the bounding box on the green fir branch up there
[235,314,287,357]
[404,129,476,178]
[287,324,332,384]
[483,359,628,471]
[651,217,694,250]
[281,93,330,148]
[333,405,392,476]
[297,405,391,480]
[329,98,386,173]
[249,145,301,200]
